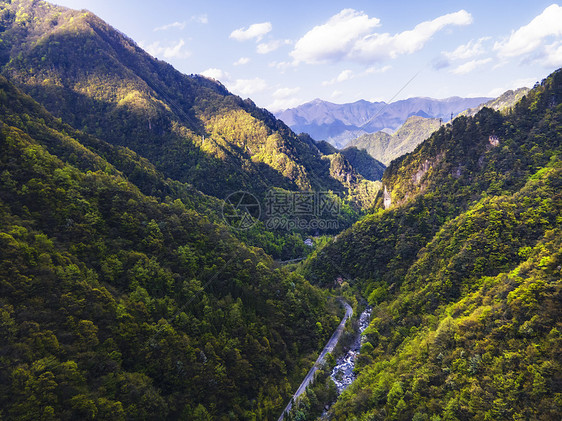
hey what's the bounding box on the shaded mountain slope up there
[339,147,386,181]
[298,134,386,182]
[0,68,342,420]
[0,0,371,202]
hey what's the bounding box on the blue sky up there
[53,0,562,111]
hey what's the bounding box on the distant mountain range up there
[275,96,491,148]
[302,89,530,166]
[347,88,530,166]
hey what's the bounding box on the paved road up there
[278,299,353,421]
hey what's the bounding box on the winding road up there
[278,299,353,421]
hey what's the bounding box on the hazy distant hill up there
[348,115,442,165]
[460,87,531,117]
[276,96,490,148]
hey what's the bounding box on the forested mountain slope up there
[0,73,342,420]
[1,1,560,420]
[0,0,375,202]
[304,69,562,419]
[339,147,386,181]
[307,69,561,285]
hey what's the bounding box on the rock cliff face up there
[489,135,500,147]
[413,160,432,185]
[383,186,392,209]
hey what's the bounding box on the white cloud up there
[142,39,191,59]
[494,4,562,60]
[545,41,562,66]
[154,15,208,31]
[154,21,186,31]
[257,39,291,54]
[193,14,208,24]
[337,69,354,81]
[451,58,492,74]
[444,37,490,60]
[291,9,472,64]
[354,10,472,61]
[233,57,250,66]
[201,68,230,81]
[162,40,190,59]
[230,22,272,42]
[273,87,301,98]
[322,66,390,86]
[268,87,302,111]
[267,97,304,112]
[269,61,298,71]
[229,78,268,96]
[291,9,380,63]
[200,71,268,97]
[322,69,354,85]
[364,65,391,74]
[331,90,343,98]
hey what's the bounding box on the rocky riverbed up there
[330,306,372,393]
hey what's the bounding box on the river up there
[278,300,353,421]
[330,306,372,393]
